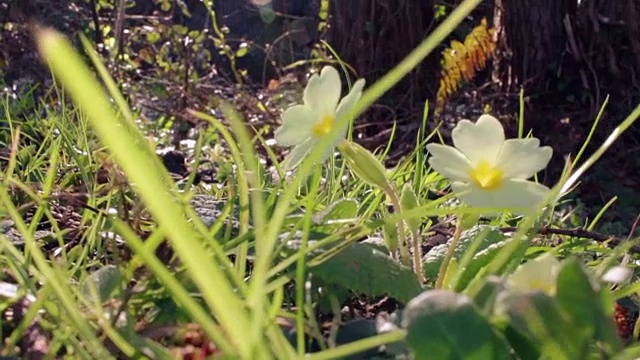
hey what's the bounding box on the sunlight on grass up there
[1,0,639,357]
[35,27,257,356]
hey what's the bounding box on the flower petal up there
[274,105,317,146]
[426,143,474,183]
[453,179,550,212]
[323,130,346,161]
[496,138,553,179]
[303,66,342,115]
[452,115,505,164]
[335,78,365,121]
[508,253,561,294]
[282,138,316,170]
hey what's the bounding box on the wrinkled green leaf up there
[423,225,504,281]
[312,199,358,224]
[499,291,582,359]
[403,290,511,359]
[455,240,507,291]
[555,259,621,354]
[311,242,421,303]
[82,265,122,303]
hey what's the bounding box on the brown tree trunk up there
[328,0,439,111]
[575,0,640,110]
[494,0,640,118]
[493,0,577,93]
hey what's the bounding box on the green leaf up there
[612,345,640,360]
[465,275,504,314]
[423,225,504,281]
[312,199,358,224]
[171,24,188,36]
[146,31,160,44]
[499,291,582,359]
[82,265,122,303]
[455,240,507,291]
[338,141,389,189]
[555,259,622,354]
[502,325,541,360]
[259,4,276,24]
[402,290,511,359]
[400,183,420,232]
[236,43,249,57]
[382,218,399,252]
[311,242,422,303]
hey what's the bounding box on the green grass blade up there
[35,27,256,357]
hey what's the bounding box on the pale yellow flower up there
[426,115,553,211]
[274,66,365,170]
[507,253,562,295]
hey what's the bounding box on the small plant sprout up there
[338,140,389,189]
[426,114,553,212]
[507,253,562,295]
[274,66,365,170]
[338,140,415,274]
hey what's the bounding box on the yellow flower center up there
[470,160,503,190]
[529,279,556,294]
[312,114,334,137]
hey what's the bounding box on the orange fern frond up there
[436,18,496,114]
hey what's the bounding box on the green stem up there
[296,168,322,355]
[435,223,463,289]
[384,185,411,267]
[410,228,425,283]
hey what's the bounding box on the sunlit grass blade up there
[572,96,609,168]
[188,109,252,280]
[112,219,235,353]
[561,101,640,197]
[587,196,617,231]
[305,330,407,360]
[190,105,285,351]
[34,27,257,356]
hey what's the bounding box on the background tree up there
[493,0,577,94]
[328,0,439,111]
[493,0,640,130]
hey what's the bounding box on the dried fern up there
[436,18,496,114]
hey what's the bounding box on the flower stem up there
[435,222,463,289]
[410,228,425,283]
[384,185,411,268]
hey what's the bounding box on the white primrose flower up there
[426,114,553,211]
[507,253,562,295]
[274,66,365,170]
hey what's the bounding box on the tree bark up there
[493,0,577,92]
[328,0,439,110]
[575,0,640,108]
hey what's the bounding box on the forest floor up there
[2,1,639,238]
